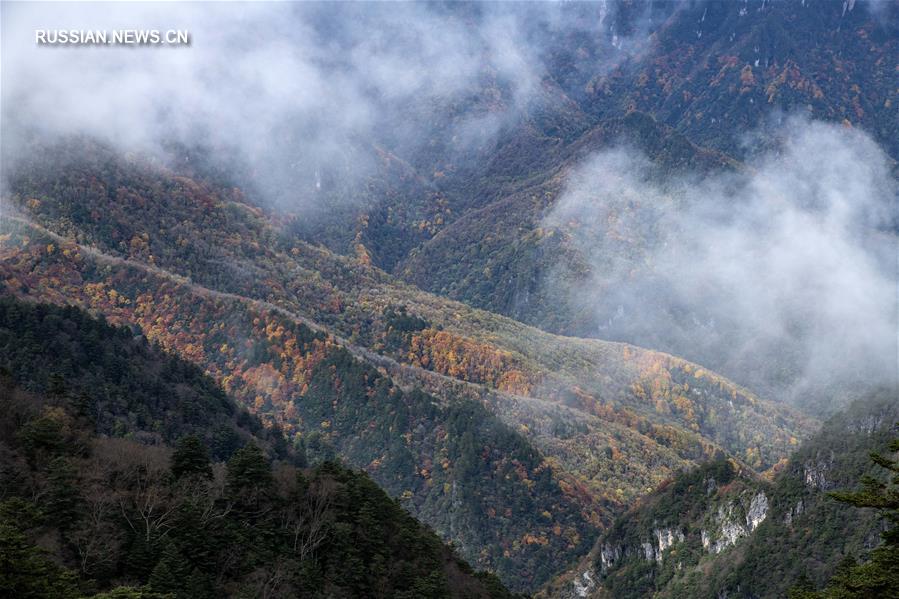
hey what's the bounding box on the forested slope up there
[396,111,737,331]
[0,297,517,598]
[584,0,898,160]
[0,251,594,592]
[539,388,899,598]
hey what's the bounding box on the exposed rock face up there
[746,492,769,530]
[803,453,834,489]
[701,492,768,554]
[599,526,686,571]
[572,570,596,598]
[566,393,899,599]
[783,499,804,526]
[715,516,747,553]
[848,412,887,435]
[599,543,621,573]
[654,527,685,561]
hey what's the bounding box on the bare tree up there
[71,480,121,575]
[248,558,295,599]
[284,476,335,561]
[94,438,177,543]
[176,463,233,526]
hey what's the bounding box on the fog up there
[545,118,898,408]
[1,1,664,209]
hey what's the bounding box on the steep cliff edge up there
[539,388,898,598]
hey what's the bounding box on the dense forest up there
[0,296,518,598]
[790,432,899,598]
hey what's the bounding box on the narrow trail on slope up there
[0,212,773,475]
[1,214,584,418]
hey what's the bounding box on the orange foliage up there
[0,230,340,439]
[407,329,537,394]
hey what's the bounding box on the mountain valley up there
[1,1,896,596]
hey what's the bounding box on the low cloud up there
[545,118,897,407]
[1,2,660,209]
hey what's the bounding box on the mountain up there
[290,0,897,304]
[0,296,517,598]
[2,1,894,593]
[1,140,811,590]
[584,0,899,160]
[538,387,898,598]
[305,0,899,409]
[396,111,738,332]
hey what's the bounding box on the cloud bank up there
[1,1,662,209]
[545,119,898,407]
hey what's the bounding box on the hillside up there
[584,0,898,160]
[281,1,897,345]
[1,141,812,590]
[292,0,899,284]
[396,111,738,331]
[0,296,517,598]
[399,111,897,411]
[2,1,896,595]
[317,0,898,410]
[539,387,899,598]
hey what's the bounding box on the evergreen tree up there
[45,456,80,529]
[170,435,212,480]
[830,436,899,542]
[16,415,64,464]
[0,522,80,598]
[148,543,190,597]
[226,442,272,493]
[125,535,160,580]
[182,567,214,599]
[48,372,68,398]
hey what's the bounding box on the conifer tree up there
[171,435,212,480]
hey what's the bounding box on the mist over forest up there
[1,1,897,598]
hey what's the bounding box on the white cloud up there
[546,118,898,405]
